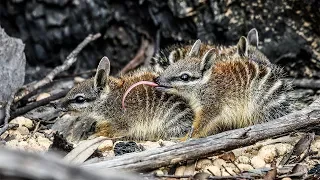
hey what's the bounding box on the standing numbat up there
[154,28,293,138]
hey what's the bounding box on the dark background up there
[1,0,319,82]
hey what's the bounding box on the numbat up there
[60,57,194,141]
[154,29,293,137]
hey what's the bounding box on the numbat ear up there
[168,49,180,64]
[200,48,215,73]
[247,28,259,47]
[237,36,248,56]
[94,56,110,91]
[188,39,201,57]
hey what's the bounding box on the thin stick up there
[119,38,150,74]
[17,33,101,102]
[11,89,69,119]
[221,165,234,176]
[0,91,16,136]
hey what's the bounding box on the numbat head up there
[60,57,194,141]
[155,29,292,137]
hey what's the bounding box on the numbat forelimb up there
[154,29,293,137]
[60,57,194,141]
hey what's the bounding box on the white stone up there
[237,156,250,164]
[204,165,221,176]
[98,140,113,152]
[140,141,161,150]
[10,116,33,129]
[281,178,292,180]
[37,136,52,150]
[158,139,176,146]
[195,159,212,170]
[174,166,186,176]
[275,143,292,156]
[237,164,254,171]
[212,158,227,168]
[16,126,29,136]
[258,145,277,163]
[251,156,266,168]
[313,139,320,149]
[6,139,19,149]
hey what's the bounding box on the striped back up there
[87,70,194,140]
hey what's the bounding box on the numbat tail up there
[60,57,194,141]
[155,29,293,137]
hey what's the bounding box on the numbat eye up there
[180,73,190,81]
[74,95,85,103]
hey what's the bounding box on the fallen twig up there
[83,98,320,172]
[17,33,101,102]
[119,38,154,74]
[0,91,16,136]
[11,89,69,119]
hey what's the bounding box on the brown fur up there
[155,29,293,137]
[60,60,194,141]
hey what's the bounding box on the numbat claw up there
[122,81,158,109]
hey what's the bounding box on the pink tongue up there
[122,81,158,109]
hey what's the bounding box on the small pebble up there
[18,141,29,150]
[6,139,19,149]
[313,140,320,149]
[10,116,33,129]
[154,170,164,176]
[16,126,29,136]
[196,159,212,170]
[204,165,221,176]
[36,93,50,101]
[281,178,292,180]
[158,140,176,146]
[258,145,277,163]
[37,136,52,149]
[98,140,113,152]
[251,156,266,168]
[237,164,254,171]
[237,156,250,164]
[275,143,292,156]
[140,141,161,150]
[8,130,24,140]
[212,158,227,168]
[174,166,186,176]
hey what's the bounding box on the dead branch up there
[11,89,69,119]
[0,148,141,180]
[83,98,320,172]
[0,91,16,136]
[17,33,101,102]
[119,38,153,74]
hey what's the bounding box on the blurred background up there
[1,0,319,83]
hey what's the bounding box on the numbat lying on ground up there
[59,57,194,141]
[154,29,293,137]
